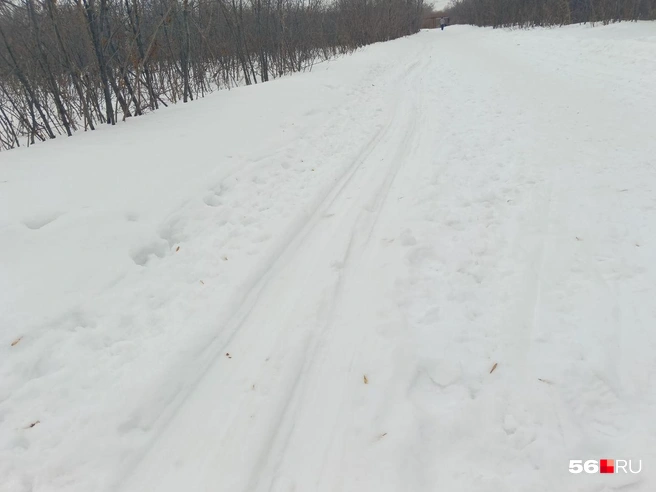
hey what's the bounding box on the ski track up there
[2,24,656,492]
[114,55,414,489]
[119,43,432,492]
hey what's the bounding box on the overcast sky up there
[431,0,451,11]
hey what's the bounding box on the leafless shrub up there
[445,0,655,28]
[0,0,424,150]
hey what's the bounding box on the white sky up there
[431,0,451,11]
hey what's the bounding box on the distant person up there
[440,17,446,30]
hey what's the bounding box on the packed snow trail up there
[2,24,656,492]
[119,25,656,492]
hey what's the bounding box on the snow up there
[2,22,656,492]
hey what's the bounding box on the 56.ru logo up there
[569,460,642,474]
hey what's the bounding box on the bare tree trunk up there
[26,0,73,136]
[181,0,192,101]
[126,0,159,109]
[80,0,115,124]
[0,24,56,139]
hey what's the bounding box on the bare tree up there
[446,0,655,27]
[0,0,425,150]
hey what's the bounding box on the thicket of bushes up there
[445,0,656,28]
[0,0,424,150]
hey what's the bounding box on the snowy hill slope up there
[2,23,656,492]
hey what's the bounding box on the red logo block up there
[600,459,614,474]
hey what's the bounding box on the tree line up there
[0,0,424,150]
[445,0,656,27]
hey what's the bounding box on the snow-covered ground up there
[2,22,656,492]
